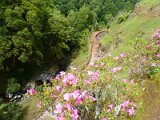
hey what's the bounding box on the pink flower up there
[108,104,114,109]
[52,92,57,98]
[87,71,99,80]
[120,53,126,58]
[128,107,135,116]
[54,103,63,114]
[146,45,152,50]
[130,80,134,84]
[71,108,79,120]
[156,54,160,58]
[90,62,94,66]
[63,93,72,101]
[106,109,111,113]
[85,79,91,84]
[56,85,62,91]
[65,104,72,111]
[63,73,78,86]
[60,71,65,76]
[151,63,157,67]
[72,90,80,100]
[56,114,65,120]
[36,102,42,108]
[81,90,87,99]
[123,79,128,83]
[121,100,130,108]
[55,74,60,80]
[102,118,108,120]
[107,53,111,57]
[89,96,96,102]
[101,62,105,66]
[27,88,37,95]
[112,67,122,73]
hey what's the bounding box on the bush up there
[6,78,20,94]
[0,102,22,120]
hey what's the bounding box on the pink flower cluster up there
[62,73,78,86]
[111,67,122,73]
[121,100,137,116]
[87,71,99,80]
[120,53,126,58]
[27,88,37,95]
[106,104,114,113]
[151,29,160,40]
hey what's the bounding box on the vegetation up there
[2,0,160,120]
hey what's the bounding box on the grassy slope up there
[101,0,160,119]
[101,0,160,56]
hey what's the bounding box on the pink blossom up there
[121,100,130,108]
[130,80,134,84]
[89,96,96,102]
[146,45,152,50]
[85,79,91,84]
[87,71,99,80]
[54,103,63,114]
[156,54,160,58]
[123,79,128,83]
[108,104,114,109]
[56,85,62,91]
[52,92,57,98]
[128,107,135,116]
[36,102,42,108]
[27,88,37,95]
[81,90,87,99]
[90,62,94,66]
[151,63,157,67]
[63,93,72,101]
[63,73,78,86]
[102,118,108,120]
[65,104,72,111]
[75,95,84,104]
[101,62,105,66]
[60,71,65,76]
[120,53,126,58]
[55,74,60,80]
[112,67,122,73]
[107,53,111,57]
[56,114,65,120]
[106,109,111,113]
[71,108,79,120]
[72,90,80,100]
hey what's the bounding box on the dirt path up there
[87,30,106,67]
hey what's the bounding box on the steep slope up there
[101,0,160,56]
[101,0,160,120]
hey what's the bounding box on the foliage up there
[0,102,22,120]
[6,78,20,94]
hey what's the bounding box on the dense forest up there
[0,0,138,73]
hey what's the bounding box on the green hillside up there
[101,0,160,56]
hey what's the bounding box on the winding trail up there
[85,30,106,68]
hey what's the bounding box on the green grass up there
[101,7,160,56]
[20,96,42,120]
[101,0,160,119]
